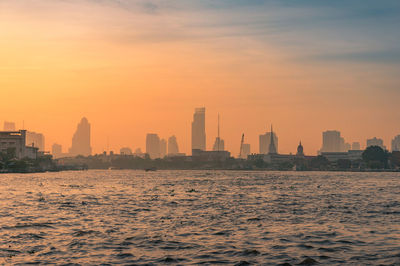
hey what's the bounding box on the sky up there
[1,0,400,155]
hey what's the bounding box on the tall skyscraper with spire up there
[213,113,225,151]
[191,107,206,153]
[259,127,278,154]
[69,117,92,156]
[268,125,277,154]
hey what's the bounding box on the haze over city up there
[1,0,400,155]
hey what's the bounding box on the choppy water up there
[1,170,400,265]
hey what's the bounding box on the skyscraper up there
[3,121,16,131]
[241,143,250,159]
[320,130,345,153]
[26,131,45,151]
[191,107,206,153]
[146,133,160,159]
[69,117,92,156]
[392,135,400,152]
[52,143,62,158]
[168,135,179,155]
[259,131,278,154]
[212,113,224,151]
[160,138,167,158]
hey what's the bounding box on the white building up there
[0,130,38,159]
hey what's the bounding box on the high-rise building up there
[320,130,345,153]
[160,138,167,158]
[191,107,206,153]
[26,131,45,151]
[168,135,179,155]
[352,142,361,150]
[69,117,92,156]
[52,143,62,158]
[259,131,278,154]
[3,121,16,131]
[392,135,400,151]
[367,137,385,150]
[212,113,225,152]
[146,133,160,159]
[241,143,250,159]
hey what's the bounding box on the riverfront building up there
[0,130,38,159]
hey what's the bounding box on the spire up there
[268,124,277,154]
[297,140,304,156]
[217,113,220,151]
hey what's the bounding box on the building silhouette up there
[352,142,361,150]
[146,133,160,159]
[160,138,167,158]
[168,135,179,155]
[212,113,225,152]
[259,130,278,154]
[52,143,62,158]
[241,143,250,159]
[392,135,400,151]
[0,130,38,159]
[367,137,385,150]
[296,141,304,157]
[69,117,92,156]
[191,107,206,153]
[3,121,16,131]
[26,131,45,151]
[320,130,348,153]
[120,147,132,155]
[268,125,277,154]
[212,138,225,151]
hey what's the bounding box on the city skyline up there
[1,1,400,156]
[2,110,400,157]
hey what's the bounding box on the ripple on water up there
[0,170,399,265]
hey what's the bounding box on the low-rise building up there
[0,130,38,159]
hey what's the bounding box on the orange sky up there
[1,1,400,155]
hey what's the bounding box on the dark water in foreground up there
[1,170,400,265]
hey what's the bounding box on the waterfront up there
[1,170,399,265]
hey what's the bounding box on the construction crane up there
[239,133,244,159]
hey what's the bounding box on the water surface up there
[0,170,399,265]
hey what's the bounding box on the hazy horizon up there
[1,0,400,155]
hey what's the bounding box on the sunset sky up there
[1,0,400,155]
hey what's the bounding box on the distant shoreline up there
[1,168,399,174]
